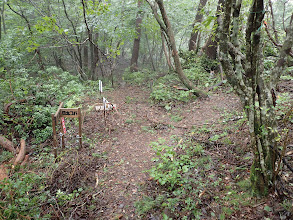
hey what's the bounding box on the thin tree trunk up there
[0,15,2,40]
[130,0,143,72]
[153,0,208,97]
[145,33,156,71]
[83,40,89,72]
[1,3,6,34]
[161,30,174,71]
[189,0,208,51]
[268,0,279,43]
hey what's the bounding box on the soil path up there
[83,85,240,219]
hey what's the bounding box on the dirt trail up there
[83,85,241,219]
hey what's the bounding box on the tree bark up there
[83,40,89,72]
[0,14,2,40]
[188,0,208,51]
[161,30,174,71]
[147,0,208,97]
[219,0,293,195]
[130,0,143,72]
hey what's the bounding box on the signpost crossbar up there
[52,104,82,158]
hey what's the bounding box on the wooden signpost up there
[52,102,82,158]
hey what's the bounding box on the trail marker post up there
[99,80,103,95]
[52,102,82,157]
[95,80,117,130]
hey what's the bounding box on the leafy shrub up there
[0,66,93,143]
[150,83,173,102]
[179,50,219,72]
[0,172,51,219]
[136,137,222,219]
[123,69,156,85]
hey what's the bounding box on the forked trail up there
[83,85,240,219]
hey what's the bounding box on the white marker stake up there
[99,80,103,93]
[103,97,107,112]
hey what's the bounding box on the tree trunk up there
[161,30,174,71]
[130,0,143,72]
[0,3,6,36]
[36,48,45,70]
[219,0,293,195]
[53,51,66,71]
[83,40,89,72]
[0,14,2,40]
[145,33,156,71]
[154,0,208,97]
[90,31,99,80]
[188,0,208,51]
[200,0,224,59]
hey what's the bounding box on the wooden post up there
[51,114,57,158]
[78,108,82,148]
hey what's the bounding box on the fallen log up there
[0,135,16,154]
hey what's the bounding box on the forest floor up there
[49,83,292,219]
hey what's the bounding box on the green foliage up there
[0,66,92,143]
[149,138,207,190]
[275,92,292,121]
[180,51,219,72]
[0,151,14,163]
[123,69,156,85]
[150,77,196,104]
[56,188,83,206]
[136,137,221,218]
[150,83,173,102]
[149,54,220,105]
[0,172,51,219]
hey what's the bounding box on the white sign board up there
[95,103,117,111]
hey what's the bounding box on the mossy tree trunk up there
[219,0,293,195]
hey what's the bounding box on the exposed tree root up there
[0,135,16,154]
[14,139,26,166]
[0,165,8,182]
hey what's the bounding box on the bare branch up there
[145,0,167,33]
[268,0,279,43]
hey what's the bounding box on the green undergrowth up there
[0,65,109,218]
[0,145,106,219]
[123,55,221,108]
[0,66,101,144]
[123,68,157,85]
[135,134,257,219]
[0,171,51,219]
